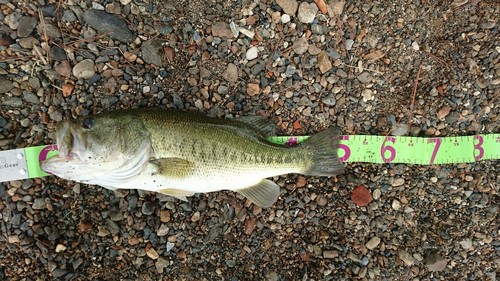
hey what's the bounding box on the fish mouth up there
[41,121,87,174]
[55,121,86,160]
[55,121,70,158]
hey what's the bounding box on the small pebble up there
[191,211,201,222]
[32,198,45,210]
[246,47,259,60]
[392,200,401,210]
[398,250,414,266]
[72,59,95,79]
[246,83,260,96]
[357,72,372,83]
[365,237,381,250]
[425,252,447,272]
[223,63,239,83]
[276,0,299,15]
[412,41,420,51]
[281,14,291,23]
[323,250,338,259]
[297,2,318,23]
[142,202,156,215]
[292,37,309,55]
[392,178,405,187]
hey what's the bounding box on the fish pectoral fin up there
[152,157,195,179]
[158,188,194,199]
[237,179,280,208]
[237,116,279,136]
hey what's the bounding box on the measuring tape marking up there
[270,134,499,165]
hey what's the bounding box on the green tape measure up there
[271,134,499,164]
[0,134,498,182]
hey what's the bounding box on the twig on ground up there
[33,45,48,65]
[384,62,424,137]
[38,8,51,65]
[265,34,286,71]
[423,51,449,68]
[64,32,112,46]
[340,63,384,75]
[407,62,424,130]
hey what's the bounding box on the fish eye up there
[82,117,95,129]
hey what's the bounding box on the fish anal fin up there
[236,179,280,208]
[237,116,279,137]
[153,158,195,179]
[157,188,194,200]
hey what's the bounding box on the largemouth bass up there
[41,109,344,207]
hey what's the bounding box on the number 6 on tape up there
[381,137,396,163]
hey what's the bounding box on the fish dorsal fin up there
[152,157,195,179]
[236,116,279,137]
[237,179,280,208]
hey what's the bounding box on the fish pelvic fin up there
[301,127,344,176]
[237,179,280,208]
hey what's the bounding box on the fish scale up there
[150,119,296,167]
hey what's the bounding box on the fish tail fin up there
[301,127,344,176]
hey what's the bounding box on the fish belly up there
[123,163,297,193]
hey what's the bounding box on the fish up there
[41,109,344,207]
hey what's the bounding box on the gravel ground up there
[1,0,499,280]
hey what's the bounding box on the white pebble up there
[392,200,401,210]
[92,2,105,10]
[281,14,291,23]
[246,46,259,60]
[345,39,354,50]
[239,27,255,39]
[166,242,174,252]
[412,41,420,51]
[229,22,239,38]
[361,89,373,102]
[55,244,67,252]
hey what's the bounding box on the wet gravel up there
[0,0,499,280]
